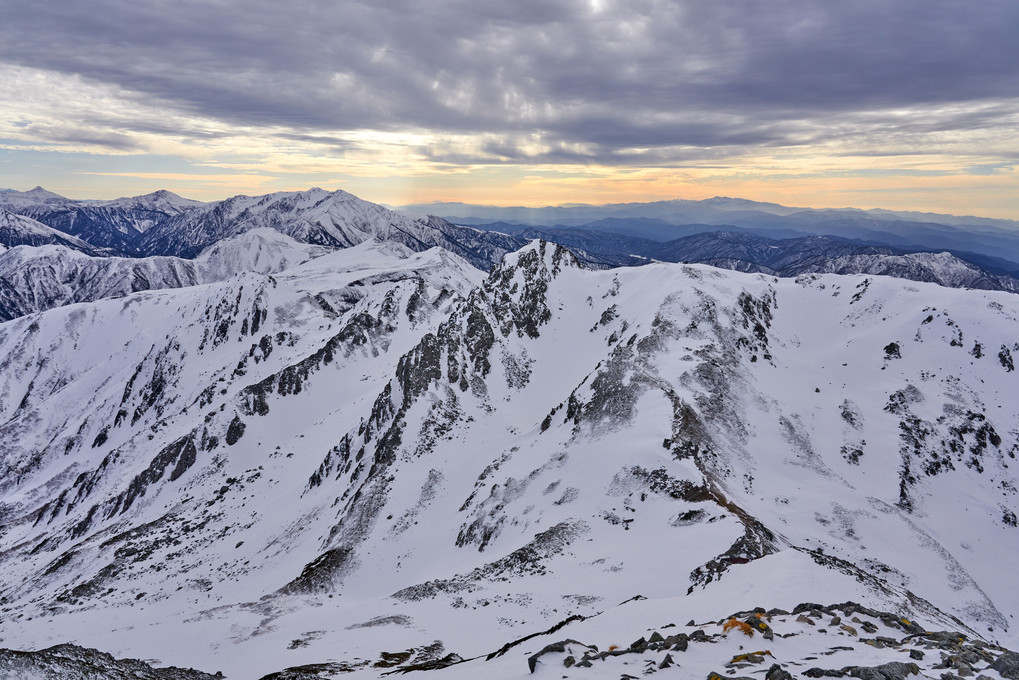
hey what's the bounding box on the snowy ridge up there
[5,600,1019,679]
[138,188,525,268]
[0,228,332,321]
[0,186,73,208]
[0,209,103,256]
[0,240,482,625]
[0,186,523,267]
[693,250,1019,292]
[784,250,1019,292]
[93,189,205,221]
[0,188,203,254]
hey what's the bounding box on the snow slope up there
[0,209,103,256]
[0,228,333,321]
[0,241,1016,678]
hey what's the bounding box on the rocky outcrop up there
[518,602,1013,680]
[0,643,222,680]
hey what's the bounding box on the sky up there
[2,0,1019,217]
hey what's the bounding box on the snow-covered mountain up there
[96,189,206,224]
[0,238,1017,678]
[0,209,104,256]
[485,227,1019,291]
[414,196,1019,273]
[0,188,203,255]
[1,186,525,267]
[138,187,524,268]
[0,186,73,208]
[672,233,1019,292]
[0,228,332,321]
[774,249,1019,291]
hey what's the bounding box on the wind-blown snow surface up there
[0,241,1017,678]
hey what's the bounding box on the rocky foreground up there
[4,601,1019,679]
[515,601,1019,680]
[0,643,223,679]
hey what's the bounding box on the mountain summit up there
[137,187,525,267]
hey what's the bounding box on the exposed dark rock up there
[526,639,593,673]
[379,652,466,672]
[766,664,793,680]
[259,661,367,679]
[1000,345,1015,372]
[395,521,586,601]
[495,602,1016,680]
[0,643,221,679]
[804,669,848,678]
[280,545,357,595]
[1004,508,1018,528]
[794,602,830,615]
[485,614,588,661]
[989,651,1019,679]
[848,661,920,680]
[225,415,245,445]
[53,432,202,539]
[240,311,388,417]
[688,505,779,593]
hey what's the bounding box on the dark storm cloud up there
[3,0,1018,163]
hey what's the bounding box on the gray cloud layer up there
[3,0,1018,163]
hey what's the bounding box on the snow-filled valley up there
[0,190,1017,679]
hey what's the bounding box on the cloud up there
[80,171,279,184]
[1,1,1018,167]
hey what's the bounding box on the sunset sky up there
[2,0,1018,217]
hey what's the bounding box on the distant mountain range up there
[398,195,1019,233]
[1,187,202,254]
[0,187,525,269]
[489,226,1019,293]
[401,197,1019,276]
